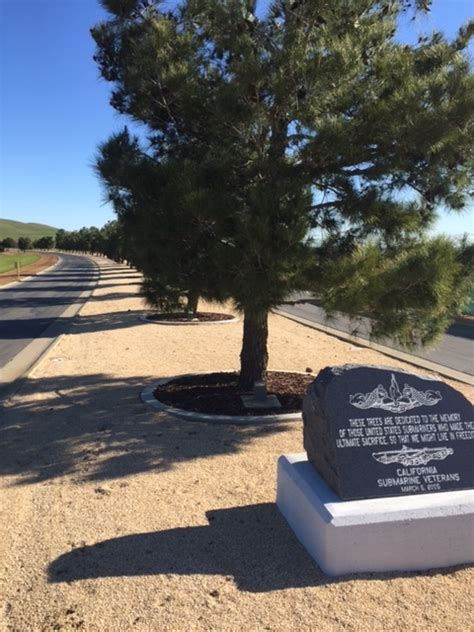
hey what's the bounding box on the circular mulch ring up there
[143,312,239,325]
[141,370,314,424]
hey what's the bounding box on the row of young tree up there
[0,222,134,264]
[54,221,133,263]
[1,236,55,251]
[91,0,474,389]
[1,225,126,259]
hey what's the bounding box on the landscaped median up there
[0,258,472,631]
[0,251,58,285]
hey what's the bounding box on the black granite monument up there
[302,365,474,500]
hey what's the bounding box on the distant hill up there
[0,218,59,241]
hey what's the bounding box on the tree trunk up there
[186,290,199,317]
[238,309,269,391]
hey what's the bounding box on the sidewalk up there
[1,258,472,631]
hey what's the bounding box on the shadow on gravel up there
[0,290,143,308]
[0,291,96,309]
[24,270,140,283]
[47,502,469,591]
[2,282,140,293]
[17,275,97,283]
[98,272,142,279]
[0,310,148,339]
[0,373,290,485]
[89,291,145,302]
[48,503,322,592]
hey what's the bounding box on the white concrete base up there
[276,453,474,577]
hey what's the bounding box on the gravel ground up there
[1,258,472,632]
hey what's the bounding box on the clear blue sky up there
[1,0,473,237]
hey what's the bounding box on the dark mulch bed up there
[154,371,314,416]
[147,312,234,322]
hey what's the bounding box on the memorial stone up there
[302,365,474,500]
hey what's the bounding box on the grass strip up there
[0,253,40,274]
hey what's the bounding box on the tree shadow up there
[48,503,322,591]
[89,291,145,302]
[0,311,148,339]
[47,502,470,591]
[20,274,97,283]
[30,266,139,282]
[98,271,142,279]
[99,280,143,287]
[98,265,136,272]
[0,261,142,323]
[0,372,290,485]
[0,290,143,307]
[38,267,95,275]
[9,281,142,292]
[70,311,149,334]
[0,291,97,309]
[445,322,474,341]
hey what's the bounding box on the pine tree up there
[96,130,230,315]
[92,0,474,389]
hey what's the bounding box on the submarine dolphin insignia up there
[372,445,454,467]
[350,373,442,414]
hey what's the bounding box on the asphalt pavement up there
[277,300,474,378]
[0,254,99,393]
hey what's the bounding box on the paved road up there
[0,254,98,390]
[278,300,474,377]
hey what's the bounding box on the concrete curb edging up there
[272,308,474,387]
[141,371,304,424]
[140,314,240,326]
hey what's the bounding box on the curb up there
[272,308,474,387]
[140,314,240,326]
[141,372,303,424]
[0,255,102,402]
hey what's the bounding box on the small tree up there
[93,0,474,388]
[55,229,67,250]
[100,220,125,262]
[18,237,33,251]
[1,237,16,248]
[96,130,230,315]
[33,236,54,250]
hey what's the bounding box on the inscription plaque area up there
[302,365,474,500]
